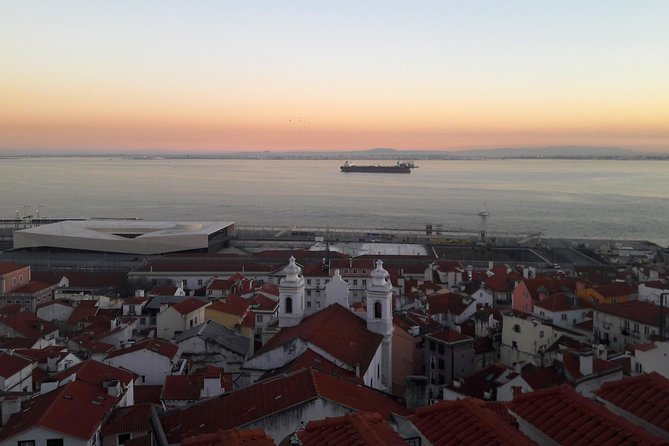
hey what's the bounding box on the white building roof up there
[14,220,234,255]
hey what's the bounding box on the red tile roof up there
[159,368,407,443]
[53,359,137,386]
[427,291,474,316]
[561,350,621,379]
[508,385,667,445]
[102,403,154,437]
[162,374,204,401]
[444,364,518,399]
[409,398,535,446]
[10,280,55,294]
[426,329,473,344]
[31,270,127,288]
[182,428,276,446]
[0,380,118,442]
[260,349,360,382]
[255,304,383,373]
[298,412,406,446]
[595,373,669,434]
[0,262,24,274]
[0,312,58,338]
[595,300,664,326]
[520,364,567,390]
[534,292,589,312]
[149,286,182,296]
[591,282,638,298]
[252,293,279,312]
[171,297,209,314]
[134,385,164,404]
[521,276,576,300]
[105,338,179,360]
[208,294,252,317]
[0,303,27,316]
[0,352,33,378]
[15,345,69,364]
[123,296,149,305]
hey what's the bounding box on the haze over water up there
[1,157,668,247]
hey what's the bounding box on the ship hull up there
[340,165,411,173]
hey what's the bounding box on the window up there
[438,344,444,354]
[438,359,444,370]
[18,441,35,446]
[624,320,630,330]
[306,290,312,296]
[362,269,367,274]
[377,363,380,378]
[354,269,358,274]
[197,279,203,286]
[512,341,518,349]
[117,433,131,445]
[374,302,382,318]
[307,279,312,285]
[561,314,567,321]
[285,297,293,314]
[344,269,349,274]
[257,315,263,323]
[633,323,639,333]
[19,275,23,283]
[141,375,146,383]
[47,440,64,446]
[362,280,367,286]
[429,340,436,352]
[306,301,312,308]
[353,279,358,286]
[539,330,544,338]
[512,324,521,333]
[645,325,650,335]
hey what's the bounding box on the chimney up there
[135,289,145,297]
[202,372,223,398]
[1,398,22,426]
[579,350,594,376]
[103,379,121,397]
[404,375,428,410]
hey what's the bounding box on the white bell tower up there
[366,259,393,390]
[278,256,305,328]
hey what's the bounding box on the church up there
[242,257,394,392]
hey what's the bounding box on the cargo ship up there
[340,160,416,173]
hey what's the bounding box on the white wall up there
[0,427,93,446]
[104,350,175,385]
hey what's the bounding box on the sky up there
[1,1,668,153]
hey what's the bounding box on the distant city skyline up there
[1,1,668,153]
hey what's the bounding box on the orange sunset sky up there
[1,1,668,153]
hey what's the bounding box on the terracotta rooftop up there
[170,297,209,314]
[260,349,360,382]
[105,338,179,360]
[181,428,276,446]
[409,398,535,446]
[591,282,638,298]
[31,270,127,288]
[444,364,519,399]
[298,412,406,446]
[534,292,589,312]
[0,262,24,274]
[0,303,27,316]
[0,379,118,442]
[521,276,576,300]
[9,280,55,294]
[159,368,407,443]
[426,329,473,344]
[252,293,279,312]
[595,300,664,326]
[0,312,58,338]
[207,294,252,317]
[508,385,667,445]
[134,385,164,404]
[0,352,33,378]
[162,374,205,401]
[595,373,669,435]
[102,403,153,437]
[123,296,150,305]
[426,291,474,316]
[52,359,137,386]
[255,304,383,373]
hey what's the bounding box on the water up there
[1,157,667,246]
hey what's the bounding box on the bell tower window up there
[374,301,382,319]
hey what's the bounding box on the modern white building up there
[14,220,235,255]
